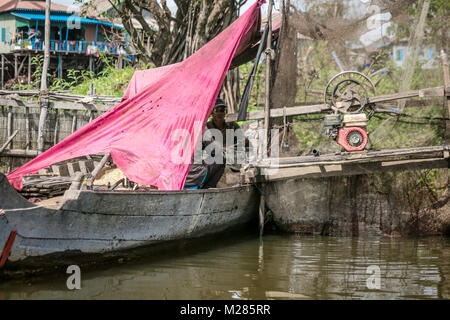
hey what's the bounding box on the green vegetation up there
[287,42,444,153]
[13,53,151,97]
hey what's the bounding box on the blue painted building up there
[0,0,130,87]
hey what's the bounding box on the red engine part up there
[336,127,368,152]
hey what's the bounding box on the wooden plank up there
[369,86,444,103]
[261,158,449,181]
[0,98,112,112]
[226,87,444,122]
[262,145,446,166]
[226,103,329,122]
[0,98,39,108]
[377,99,443,108]
[0,149,39,157]
[0,129,19,153]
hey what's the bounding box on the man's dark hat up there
[214,98,226,108]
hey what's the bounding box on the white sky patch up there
[359,21,392,46]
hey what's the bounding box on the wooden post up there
[264,0,273,159]
[27,53,31,85]
[259,0,274,238]
[442,51,450,186]
[59,55,63,79]
[258,194,265,238]
[119,55,123,69]
[71,112,77,133]
[14,54,18,79]
[442,51,450,123]
[7,106,12,144]
[1,54,4,89]
[25,107,30,150]
[89,56,93,73]
[88,83,94,122]
[58,54,62,78]
[37,0,51,154]
[53,110,59,146]
[87,153,111,188]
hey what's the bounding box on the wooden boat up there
[0,172,259,274]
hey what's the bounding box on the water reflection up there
[0,233,449,300]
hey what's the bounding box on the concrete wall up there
[264,172,450,237]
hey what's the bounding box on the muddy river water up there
[1,232,449,300]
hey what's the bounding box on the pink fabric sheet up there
[7,1,263,191]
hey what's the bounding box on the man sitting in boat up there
[185,98,243,189]
[205,98,241,143]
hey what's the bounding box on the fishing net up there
[269,0,448,157]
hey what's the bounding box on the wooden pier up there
[256,145,450,181]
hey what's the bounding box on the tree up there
[84,0,249,67]
[388,0,450,52]
[286,0,416,42]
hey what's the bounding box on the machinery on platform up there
[321,71,377,152]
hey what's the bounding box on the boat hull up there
[0,173,258,271]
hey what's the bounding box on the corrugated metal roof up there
[0,0,74,13]
[10,12,124,29]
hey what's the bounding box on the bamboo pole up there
[27,53,31,85]
[87,153,111,188]
[14,54,17,79]
[1,54,4,89]
[37,0,51,154]
[259,0,274,238]
[264,0,273,160]
[37,0,51,153]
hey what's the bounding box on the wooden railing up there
[9,39,126,55]
[0,90,119,166]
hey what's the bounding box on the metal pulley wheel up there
[324,71,377,114]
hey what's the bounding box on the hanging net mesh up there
[270,0,448,157]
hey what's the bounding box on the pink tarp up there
[7,1,263,191]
